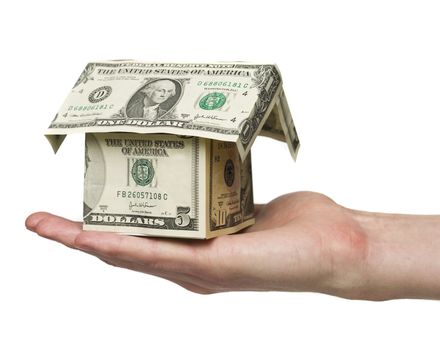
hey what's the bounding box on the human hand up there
[25,192,372,298]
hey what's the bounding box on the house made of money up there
[45,61,300,239]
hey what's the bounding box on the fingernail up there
[25,212,45,232]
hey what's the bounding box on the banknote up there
[278,90,300,160]
[83,132,254,238]
[208,139,254,232]
[260,91,300,160]
[45,61,299,161]
[45,61,299,238]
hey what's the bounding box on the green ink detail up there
[199,92,226,110]
[132,159,155,186]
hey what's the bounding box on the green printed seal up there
[199,92,226,110]
[132,159,155,186]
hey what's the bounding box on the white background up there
[1,0,440,349]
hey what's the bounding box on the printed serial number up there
[116,191,168,200]
[197,80,249,89]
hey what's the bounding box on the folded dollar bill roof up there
[46,60,300,160]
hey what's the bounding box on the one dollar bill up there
[46,61,300,161]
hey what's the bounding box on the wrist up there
[348,209,440,300]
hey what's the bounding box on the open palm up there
[26,192,369,298]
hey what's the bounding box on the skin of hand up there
[25,191,440,301]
